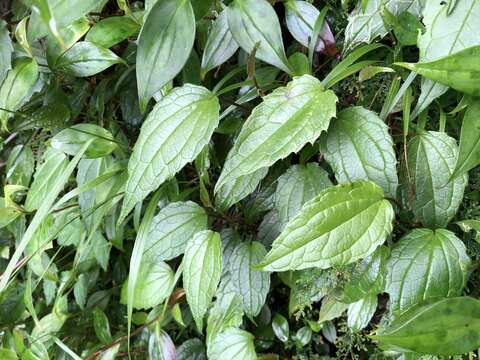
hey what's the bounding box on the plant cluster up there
[1,0,480,359]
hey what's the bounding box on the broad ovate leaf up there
[25,148,68,211]
[143,201,208,262]
[218,242,270,318]
[214,75,337,209]
[275,163,331,226]
[55,42,124,77]
[407,131,467,228]
[120,259,174,309]
[386,228,470,314]
[208,328,256,360]
[120,84,220,223]
[452,100,480,177]
[183,230,222,331]
[0,58,38,130]
[51,124,117,159]
[321,106,398,198]
[201,9,239,76]
[285,0,335,54]
[256,181,394,271]
[227,0,292,74]
[136,0,195,111]
[373,297,480,355]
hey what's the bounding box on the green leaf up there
[418,1,480,63]
[407,131,467,228]
[452,101,480,178]
[0,58,39,131]
[51,124,117,159]
[206,294,244,346]
[347,295,377,333]
[177,338,206,360]
[121,259,174,309]
[214,75,337,209]
[55,42,124,77]
[0,20,13,84]
[143,201,208,262]
[319,296,348,323]
[0,349,17,360]
[344,0,422,53]
[397,46,480,97]
[340,245,388,303]
[201,9,239,77]
[386,228,470,314]
[272,313,289,342]
[85,16,139,48]
[28,0,106,40]
[320,106,398,198]
[31,312,66,347]
[6,144,34,186]
[218,241,270,318]
[0,281,25,325]
[93,307,112,345]
[120,84,219,223]
[275,163,331,226]
[412,0,480,116]
[25,148,68,212]
[227,0,292,74]
[285,0,335,53]
[208,328,256,360]
[373,297,480,355]
[0,198,19,229]
[184,230,223,331]
[45,17,90,68]
[136,0,195,111]
[256,181,394,271]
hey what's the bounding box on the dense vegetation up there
[1,0,480,358]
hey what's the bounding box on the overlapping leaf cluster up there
[1,0,480,359]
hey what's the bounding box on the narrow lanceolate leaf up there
[136,0,195,111]
[51,124,117,159]
[25,148,68,212]
[28,0,103,40]
[208,328,256,360]
[257,181,394,271]
[386,229,470,314]
[285,0,335,53]
[184,230,222,331]
[227,0,292,74]
[55,42,124,77]
[143,201,208,262]
[121,260,174,309]
[85,16,139,48]
[219,242,270,318]
[397,46,480,97]
[120,84,220,223]
[347,295,377,333]
[373,297,480,355]
[407,131,467,228]
[0,20,13,84]
[215,75,337,209]
[453,101,480,177]
[320,106,398,198]
[201,9,239,77]
[275,163,331,226]
[0,58,38,130]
